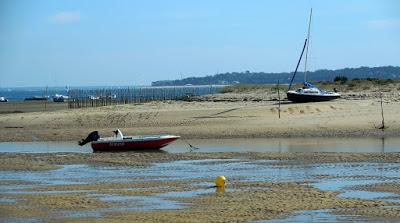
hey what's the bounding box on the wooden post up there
[379,85,385,130]
[44,86,48,111]
[277,80,281,119]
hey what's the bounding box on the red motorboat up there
[79,129,180,152]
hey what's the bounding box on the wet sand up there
[2,151,400,171]
[351,183,400,194]
[87,182,393,223]
[2,180,394,223]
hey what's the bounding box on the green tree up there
[334,76,348,84]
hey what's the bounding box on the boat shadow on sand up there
[272,100,329,105]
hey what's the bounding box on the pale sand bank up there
[0,97,399,142]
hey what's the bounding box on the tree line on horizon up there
[151,66,400,86]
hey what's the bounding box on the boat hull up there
[287,92,340,103]
[24,97,48,101]
[91,135,179,152]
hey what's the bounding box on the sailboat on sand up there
[287,8,341,103]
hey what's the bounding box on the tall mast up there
[288,38,307,91]
[304,8,312,82]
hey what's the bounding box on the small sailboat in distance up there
[287,8,341,103]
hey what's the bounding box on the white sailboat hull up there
[287,90,340,102]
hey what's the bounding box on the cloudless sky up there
[0,0,399,87]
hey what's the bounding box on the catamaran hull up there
[91,136,179,152]
[287,92,340,103]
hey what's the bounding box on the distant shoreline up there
[151,65,400,86]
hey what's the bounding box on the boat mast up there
[304,8,312,82]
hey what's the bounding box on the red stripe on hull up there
[91,137,179,152]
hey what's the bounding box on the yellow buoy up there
[214,175,226,187]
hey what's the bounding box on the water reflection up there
[0,141,91,153]
[173,137,400,153]
[93,149,167,154]
[215,186,225,193]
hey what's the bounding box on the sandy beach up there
[0,88,399,142]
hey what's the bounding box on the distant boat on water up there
[0,96,8,102]
[52,94,68,102]
[287,8,341,103]
[24,96,49,101]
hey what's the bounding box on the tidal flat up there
[1,151,400,222]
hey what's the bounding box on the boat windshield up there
[296,88,320,94]
[114,129,124,139]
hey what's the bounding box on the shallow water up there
[0,137,399,153]
[1,157,400,222]
[0,141,92,153]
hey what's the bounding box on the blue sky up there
[0,0,399,87]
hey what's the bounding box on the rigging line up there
[304,8,313,82]
[288,38,308,91]
[183,140,200,152]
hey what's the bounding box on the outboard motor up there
[78,131,100,146]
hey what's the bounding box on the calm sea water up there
[0,86,69,101]
[0,85,224,102]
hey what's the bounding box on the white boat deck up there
[97,135,179,143]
